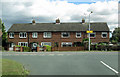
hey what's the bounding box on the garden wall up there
[52,46,84,51]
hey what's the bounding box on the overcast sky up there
[0,0,118,33]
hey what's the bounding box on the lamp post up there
[88,11,93,51]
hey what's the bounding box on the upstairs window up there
[90,33,96,38]
[32,32,38,38]
[18,42,28,47]
[9,32,14,38]
[102,32,107,38]
[76,32,81,38]
[43,32,52,38]
[61,32,70,38]
[19,32,27,38]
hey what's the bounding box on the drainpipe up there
[28,32,30,49]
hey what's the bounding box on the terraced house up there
[7,19,110,51]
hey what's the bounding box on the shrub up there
[15,45,21,47]
[82,38,89,42]
[23,46,30,52]
[44,45,51,51]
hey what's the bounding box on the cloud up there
[1,0,118,32]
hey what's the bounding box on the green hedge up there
[44,45,51,51]
[15,45,21,47]
[23,47,30,52]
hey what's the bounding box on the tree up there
[111,27,120,43]
[0,19,7,47]
[0,19,2,29]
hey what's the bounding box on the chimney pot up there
[32,19,36,25]
[82,18,85,24]
[56,18,60,24]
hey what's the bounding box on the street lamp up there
[88,11,93,51]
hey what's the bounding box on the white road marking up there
[100,61,119,74]
[49,54,55,56]
[57,54,64,56]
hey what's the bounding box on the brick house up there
[7,19,110,51]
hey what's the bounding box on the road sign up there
[86,31,93,33]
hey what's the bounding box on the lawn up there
[2,59,29,76]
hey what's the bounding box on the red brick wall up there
[8,31,109,50]
[52,47,84,51]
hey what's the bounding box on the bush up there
[2,47,4,51]
[44,45,51,51]
[15,45,21,47]
[23,46,30,52]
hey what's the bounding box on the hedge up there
[23,47,30,52]
[44,45,51,51]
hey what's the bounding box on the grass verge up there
[2,59,29,77]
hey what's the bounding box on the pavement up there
[2,52,119,75]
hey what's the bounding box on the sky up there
[0,0,119,34]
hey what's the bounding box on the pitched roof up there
[8,22,110,32]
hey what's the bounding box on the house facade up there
[7,19,110,51]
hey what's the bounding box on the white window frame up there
[9,42,15,47]
[33,43,38,47]
[19,32,27,38]
[43,32,52,38]
[32,32,38,38]
[9,32,14,38]
[76,32,81,38]
[101,32,107,38]
[41,42,51,46]
[61,42,72,47]
[18,42,28,47]
[61,32,70,38]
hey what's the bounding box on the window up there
[102,32,107,38]
[61,32,70,38]
[76,32,81,38]
[9,32,14,38]
[41,42,51,46]
[19,32,27,38]
[33,43,38,47]
[18,42,28,47]
[32,32,38,38]
[90,33,96,38]
[61,42,72,47]
[9,43,15,47]
[43,32,51,38]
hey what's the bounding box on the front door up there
[32,43,37,52]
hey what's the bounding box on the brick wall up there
[8,31,109,51]
[52,46,84,51]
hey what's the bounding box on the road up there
[2,52,119,75]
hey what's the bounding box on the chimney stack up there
[56,18,60,24]
[32,19,36,25]
[82,18,85,24]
